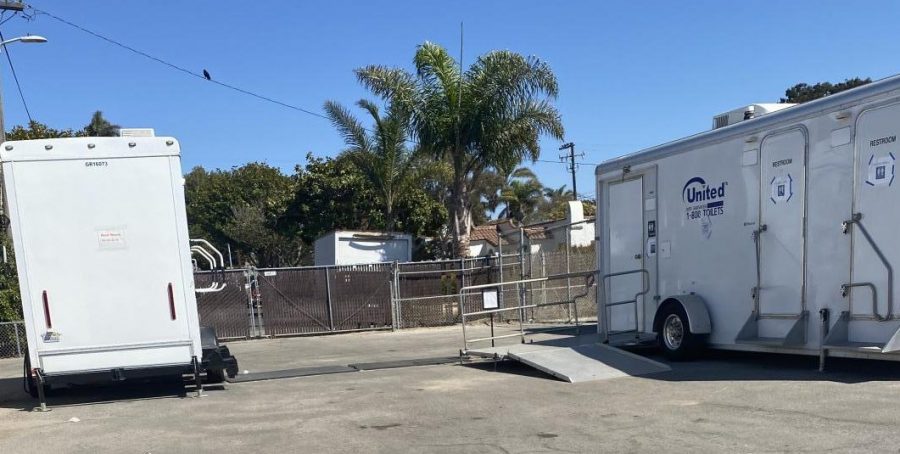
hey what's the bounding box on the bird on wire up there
[202,69,211,80]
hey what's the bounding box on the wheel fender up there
[653,295,711,335]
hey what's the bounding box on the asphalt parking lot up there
[1,324,900,453]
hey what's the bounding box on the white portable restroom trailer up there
[596,76,900,367]
[1,136,237,409]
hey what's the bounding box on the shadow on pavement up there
[0,371,219,411]
[641,348,900,384]
[471,324,900,384]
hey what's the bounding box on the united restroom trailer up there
[1,136,237,409]
[596,77,900,366]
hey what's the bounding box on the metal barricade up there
[459,270,598,352]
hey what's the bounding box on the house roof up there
[469,217,595,246]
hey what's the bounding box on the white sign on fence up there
[482,289,499,310]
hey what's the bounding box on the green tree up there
[283,153,448,262]
[285,153,383,248]
[780,78,871,104]
[6,120,82,140]
[356,42,564,256]
[184,162,297,267]
[0,246,20,321]
[498,167,543,222]
[221,203,302,267]
[83,110,120,137]
[323,99,415,231]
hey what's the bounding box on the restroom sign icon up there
[770,174,793,204]
[866,153,895,187]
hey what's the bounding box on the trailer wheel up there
[657,304,702,360]
[205,368,227,384]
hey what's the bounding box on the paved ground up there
[1,324,900,453]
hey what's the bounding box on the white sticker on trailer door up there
[97,228,127,250]
[865,153,895,187]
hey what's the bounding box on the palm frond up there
[323,100,370,152]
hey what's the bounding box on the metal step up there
[735,337,791,347]
[606,331,657,347]
[822,341,885,353]
[735,311,809,347]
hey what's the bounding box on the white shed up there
[314,230,412,266]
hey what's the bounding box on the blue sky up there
[3,1,900,199]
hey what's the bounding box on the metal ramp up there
[465,339,670,383]
[458,270,669,383]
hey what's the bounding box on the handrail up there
[190,239,227,293]
[840,282,885,321]
[843,213,893,321]
[459,270,600,293]
[600,268,650,342]
[191,246,223,292]
[751,224,767,316]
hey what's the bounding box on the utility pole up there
[558,142,582,201]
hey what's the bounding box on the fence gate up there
[195,270,253,340]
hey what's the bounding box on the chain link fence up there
[0,321,25,359]
[195,270,253,340]
[394,244,597,328]
[0,230,597,352]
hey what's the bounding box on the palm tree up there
[323,99,414,232]
[535,184,575,221]
[498,168,543,222]
[356,42,564,256]
[83,111,119,137]
[544,185,574,202]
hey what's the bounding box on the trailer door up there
[758,129,807,316]
[851,105,900,321]
[607,177,644,334]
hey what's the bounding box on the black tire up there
[205,368,227,384]
[657,304,703,360]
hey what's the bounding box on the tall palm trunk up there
[385,197,394,232]
[451,174,470,258]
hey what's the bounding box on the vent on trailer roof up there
[711,103,796,130]
[117,128,155,137]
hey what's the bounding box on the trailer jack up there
[191,357,203,398]
[34,369,49,412]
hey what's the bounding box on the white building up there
[468,201,595,257]
[314,230,412,266]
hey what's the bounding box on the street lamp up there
[0,35,48,143]
[1,35,47,46]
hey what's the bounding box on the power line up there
[0,25,34,123]
[535,158,600,166]
[28,6,332,123]
[28,5,597,180]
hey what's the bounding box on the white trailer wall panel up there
[2,137,202,375]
